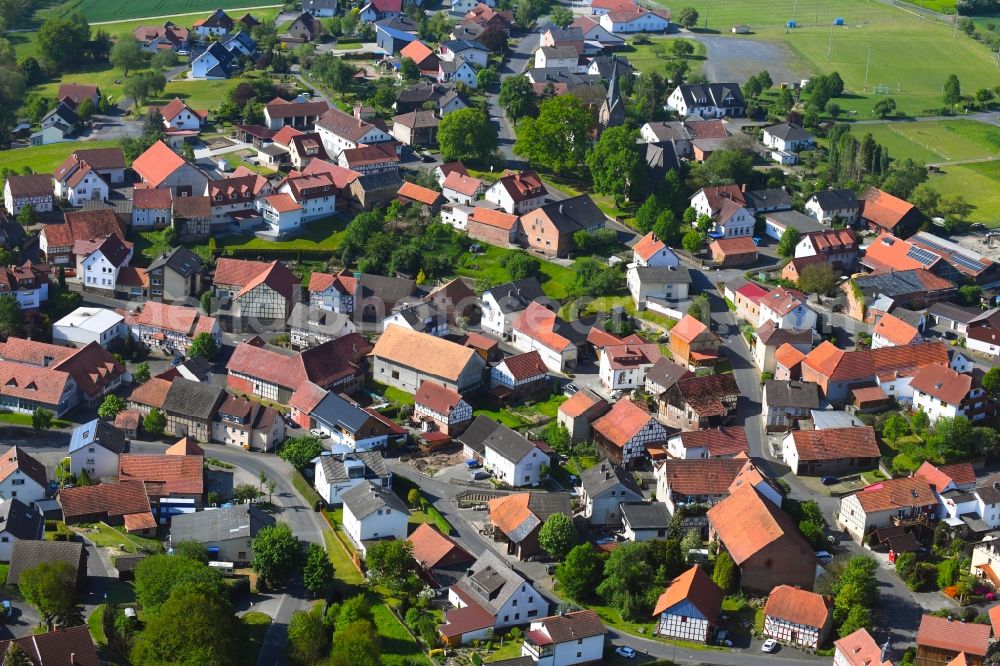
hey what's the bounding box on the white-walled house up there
[481,423,549,487]
[599,343,661,391]
[804,189,860,226]
[481,278,545,339]
[75,235,132,295]
[758,288,817,330]
[511,302,577,373]
[579,460,643,528]
[709,200,755,238]
[313,451,391,506]
[341,480,409,555]
[68,419,126,480]
[0,447,48,503]
[762,586,831,651]
[521,610,607,666]
[632,232,679,268]
[652,565,723,644]
[762,123,814,153]
[52,307,127,348]
[598,7,670,33]
[0,500,42,562]
[256,193,303,236]
[910,364,991,424]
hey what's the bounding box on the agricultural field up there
[53,0,280,24]
[849,119,1000,163]
[905,0,956,12]
[639,0,1000,117]
[927,160,1000,226]
[0,139,121,173]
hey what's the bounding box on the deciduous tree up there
[142,408,165,436]
[131,583,241,666]
[585,126,647,206]
[134,554,223,612]
[796,262,838,295]
[110,38,145,77]
[943,73,962,108]
[251,523,302,588]
[499,74,535,121]
[32,408,53,432]
[538,513,577,560]
[0,293,25,338]
[556,544,602,601]
[675,6,699,27]
[514,95,594,174]
[328,620,381,666]
[287,605,329,665]
[777,227,800,257]
[277,435,323,470]
[364,539,416,587]
[437,108,497,164]
[711,550,737,593]
[19,561,77,631]
[188,332,218,359]
[98,394,126,419]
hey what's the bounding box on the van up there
[208,561,235,576]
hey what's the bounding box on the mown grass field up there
[927,160,1000,226]
[905,0,956,12]
[54,0,280,24]
[0,139,121,173]
[849,119,1000,163]
[623,36,706,75]
[638,0,1000,117]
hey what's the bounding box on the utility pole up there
[828,22,833,61]
[863,47,871,92]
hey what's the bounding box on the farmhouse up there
[592,398,667,468]
[370,325,486,394]
[763,586,831,650]
[837,477,937,543]
[652,565,723,644]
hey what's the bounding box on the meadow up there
[927,160,1000,226]
[849,119,1000,163]
[50,0,280,24]
[639,0,1000,117]
[0,139,121,173]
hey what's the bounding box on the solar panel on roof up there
[913,236,985,273]
[905,246,937,266]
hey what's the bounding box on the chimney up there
[605,471,611,480]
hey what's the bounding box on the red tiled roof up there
[132,187,172,209]
[512,302,572,352]
[492,170,546,204]
[129,377,172,409]
[672,427,748,457]
[670,315,709,344]
[873,313,919,346]
[399,39,434,64]
[469,206,518,230]
[861,187,915,231]
[661,457,746,496]
[289,381,327,414]
[803,340,948,382]
[909,364,972,406]
[862,234,930,273]
[602,343,662,370]
[593,399,656,447]
[115,409,141,430]
[133,302,216,338]
[710,236,758,256]
[442,171,483,197]
[760,287,806,316]
[676,374,739,417]
[854,477,937,514]
[415,380,466,415]
[558,389,606,418]
[764,585,830,629]
[0,446,47,489]
[398,181,442,206]
[499,350,547,381]
[56,83,98,105]
[235,260,298,300]
[652,564,723,620]
[834,628,892,666]
[119,453,204,496]
[788,427,879,461]
[214,258,272,288]
[774,343,806,370]
[72,234,132,268]
[408,522,473,569]
[44,209,126,249]
[4,174,53,198]
[158,97,206,122]
[914,461,976,492]
[59,480,151,521]
[916,615,990,657]
[263,193,302,214]
[706,483,809,565]
[806,228,858,253]
[131,140,187,188]
[735,282,769,304]
[852,386,888,404]
[307,269,356,295]
[228,343,305,390]
[50,342,124,400]
[166,436,204,456]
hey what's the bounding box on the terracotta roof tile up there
[874,313,919,346]
[469,206,519,230]
[415,380,466,415]
[236,260,298,300]
[834,628,892,666]
[593,399,656,447]
[671,427,748,457]
[861,187,915,231]
[371,325,479,382]
[443,171,483,197]
[498,351,547,381]
[59,480,151,522]
[916,615,990,657]
[774,343,807,369]
[128,377,172,409]
[558,389,606,418]
[398,181,442,206]
[788,427,879,461]
[512,302,573,352]
[212,258,271,288]
[764,585,830,628]
[853,477,937,513]
[132,140,187,188]
[408,522,473,569]
[0,447,47,489]
[909,364,972,406]
[803,341,948,382]
[119,453,204,496]
[706,484,809,565]
[914,461,976,491]
[670,315,708,344]
[652,564,723,620]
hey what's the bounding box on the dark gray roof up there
[7,540,85,585]
[764,123,812,142]
[854,270,945,299]
[645,357,689,392]
[590,55,631,78]
[645,141,680,175]
[397,82,445,104]
[764,380,821,409]
[765,209,825,234]
[743,188,793,212]
[177,356,213,381]
[359,273,417,304]
[161,378,225,420]
[535,195,606,233]
[485,278,545,314]
[69,419,127,455]
[441,38,489,52]
[580,461,642,499]
[311,392,371,435]
[891,307,924,329]
[456,415,503,455]
[114,554,146,573]
[809,188,858,211]
[632,266,692,285]
[318,451,388,483]
[456,549,535,615]
[170,505,275,544]
[146,246,204,278]
[543,26,583,41]
[676,83,746,110]
[0,499,42,541]
[928,302,981,324]
[621,502,671,530]
[341,480,409,520]
[482,421,537,463]
[288,302,353,337]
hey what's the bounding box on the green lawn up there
[623,37,706,78]
[455,245,577,300]
[368,381,416,407]
[638,0,1000,117]
[370,600,432,666]
[152,78,253,114]
[849,119,1000,163]
[905,0,956,12]
[51,0,281,24]
[0,140,122,174]
[0,412,73,428]
[87,605,107,648]
[219,215,350,252]
[76,522,163,554]
[927,159,1000,226]
[239,611,272,664]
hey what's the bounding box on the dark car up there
[821,476,838,486]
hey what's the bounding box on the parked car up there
[309,428,328,439]
[815,550,833,564]
[1,600,11,620]
[465,459,482,469]
[821,475,838,486]
[470,470,489,481]
[563,383,578,396]
[762,639,779,653]
[615,647,636,659]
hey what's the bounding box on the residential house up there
[127,377,171,416]
[627,265,692,310]
[911,364,993,424]
[408,523,474,589]
[535,45,579,69]
[442,171,485,205]
[145,247,204,303]
[172,195,212,240]
[397,181,445,216]
[837,476,937,543]
[156,97,207,142]
[667,83,745,118]
[263,98,329,131]
[287,302,356,350]
[907,232,999,287]
[592,399,667,468]
[707,483,816,592]
[3,174,53,217]
[482,423,549,488]
[632,231,679,268]
[372,316,481,385]
[212,258,299,323]
[7,541,88,592]
[759,288,817,330]
[360,0,402,22]
[0,337,124,411]
[282,12,321,41]
[439,550,547,645]
[278,172,337,222]
[133,21,189,51]
[491,350,548,397]
[763,586,832,650]
[57,82,100,107]
[440,38,489,68]
[354,273,418,323]
[313,451,390,505]
[487,492,571,560]
[762,123,814,153]
[929,303,987,337]
[783,427,879,477]
[598,342,661,391]
[0,499,42,562]
[192,9,234,37]
[129,301,220,356]
[573,16,625,49]
[398,40,440,75]
[793,229,859,272]
[74,234,133,295]
[732,282,769,327]
[599,7,670,32]
[68,419,127,480]
[414,380,473,437]
[131,140,208,196]
[169,504,274,564]
[800,340,949,404]
[341,480,409,555]
[485,171,548,215]
[40,208,126,266]
[654,457,746,513]
[805,189,860,226]
[315,106,393,158]
[0,447,47,504]
[706,198,755,238]
[653,565,723,644]
[160,377,226,441]
[653,372,738,431]
[481,278,545,339]
[557,388,609,442]
[860,187,922,237]
[32,102,78,144]
[519,611,606,666]
[131,188,172,230]
[391,110,439,147]
[579,460,643,528]
[211,394,285,452]
[118,441,205,511]
[834,628,893,666]
[0,262,49,311]
[308,270,358,314]
[915,614,990,666]
[510,302,578,373]
[310,392,400,451]
[967,310,1000,358]
[762,380,820,431]
[872,312,922,349]
[690,184,744,218]
[665,427,749,460]
[669,315,721,370]
[59,480,156,533]
[763,209,826,241]
[466,206,520,247]
[517,195,605,258]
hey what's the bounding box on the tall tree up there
[943,74,962,108]
[188,332,218,359]
[0,293,24,338]
[131,583,241,666]
[514,95,594,174]
[277,435,324,470]
[302,543,335,597]
[19,561,77,631]
[287,605,329,665]
[711,550,737,593]
[585,126,647,206]
[597,542,653,620]
[538,513,577,560]
[777,228,800,257]
[134,554,223,612]
[143,408,166,436]
[498,74,535,121]
[675,6,699,27]
[97,394,126,419]
[31,408,53,432]
[364,539,416,587]
[328,620,381,666]
[110,38,145,77]
[437,108,497,164]
[37,11,90,69]
[251,523,302,588]
[556,544,603,601]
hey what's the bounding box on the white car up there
[309,429,328,439]
[762,639,779,653]
[615,646,636,659]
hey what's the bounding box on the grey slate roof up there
[7,541,85,585]
[481,421,537,463]
[764,123,812,142]
[69,419,127,455]
[928,302,981,324]
[318,451,388,483]
[177,356,213,381]
[645,357,690,392]
[580,460,641,499]
[854,270,946,299]
[633,266,692,285]
[675,83,746,110]
[170,505,275,544]
[0,499,42,541]
[359,273,417,305]
[146,246,204,278]
[288,302,353,338]
[485,278,545,314]
[311,392,371,435]
[743,188,793,212]
[645,141,680,175]
[535,195,606,233]
[764,380,821,409]
[161,378,225,420]
[765,210,825,234]
[621,501,671,530]
[342,480,409,520]
[455,549,535,615]
[809,188,858,211]
[455,415,503,455]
